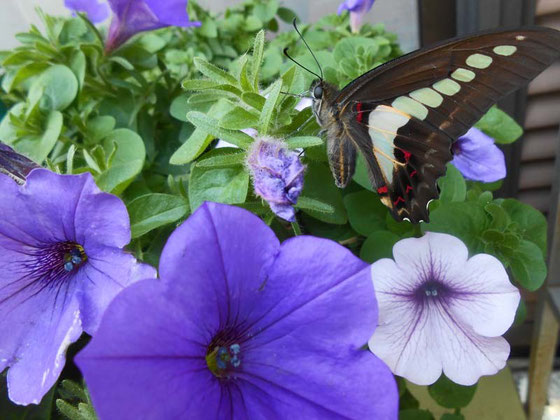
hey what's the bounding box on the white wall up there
[0,0,419,52]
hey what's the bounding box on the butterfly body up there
[310,26,560,223]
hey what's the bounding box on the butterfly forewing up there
[332,27,560,222]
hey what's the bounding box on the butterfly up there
[286,24,560,223]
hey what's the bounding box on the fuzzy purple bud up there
[247,138,305,222]
[0,143,40,184]
[338,0,375,32]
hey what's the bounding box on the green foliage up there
[428,375,477,409]
[475,106,523,144]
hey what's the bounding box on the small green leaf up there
[259,79,282,135]
[277,7,298,23]
[294,196,335,214]
[189,150,249,211]
[485,203,510,231]
[129,193,189,238]
[428,375,477,409]
[360,230,399,263]
[196,150,246,168]
[352,154,374,191]
[475,106,523,144]
[251,30,265,90]
[220,107,259,130]
[245,15,263,31]
[510,239,547,291]
[193,57,237,86]
[11,110,63,163]
[187,111,253,149]
[242,92,266,110]
[441,414,465,420]
[285,136,323,149]
[438,164,466,202]
[500,199,547,255]
[86,116,116,143]
[95,129,146,194]
[28,64,78,111]
[181,79,220,91]
[169,128,213,165]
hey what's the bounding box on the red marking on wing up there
[377,186,388,194]
[403,150,412,162]
[406,185,413,193]
[356,102,363,123]
[393,196,405,206]
[409,170,417,178]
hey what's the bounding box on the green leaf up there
[510,239,547,291]
[187,111,253,149]
[86,116,116,143]
[344,190,387,236]
[423,201,489,253]
[441,414,465,420]
[220,107,259,130]
[500,199,547,255]
[438,164,466,202]
[259,79,281,134]
[193,57,237,86]
[285,136,323,149]
[188,150,249,211]
[28,64,78,111]
[251,30,265,90]
[10,110,63,163]
[181,79,220,91]
[399,409,435,420]
[277,7,298,23]
[485,203,510,231]
[129,193,189,238]
[514,299,527,326]
[475,106,523,144]
[95,129,145,194]
[196,150,246,168]
[253,0,278,23]
[294,196,335,214]
[360,230,399,263]
[68,50,86,90]
[301,162,347,224]
[242,92,266,110]
[353,154,374,191]
[428,375,477,409]
[198,15,218,38]
[245,15,263,31]
[169,128,213,165]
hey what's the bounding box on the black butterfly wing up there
[336,26,560,223]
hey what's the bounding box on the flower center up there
[416,280,450,302]
[205,343,241,378]
[24,242,87,287]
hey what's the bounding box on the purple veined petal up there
[236,237,398,418]
[447,254,520,337]
[1,290,82,405]
[144,0,199,27]
[368,232,518,386]
[76,248,157,334]
[76,281,222,419]
[0,169,86,244]
[64,0,110,23]
[73,173,131,250]
[452,127,506,183]
[158,202,281,344]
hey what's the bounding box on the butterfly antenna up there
[291,18,323,80]
[283,47,322,80]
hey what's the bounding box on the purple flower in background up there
[0,142,40,184]
[105,0,201,52]
[77,202,398,419]
[0,169,156,405]
[452,127,506,183]
[368,232,520,386]
[338,0,375,32]
[64,0,110,23]
[247,138,305,222]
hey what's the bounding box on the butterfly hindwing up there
[332,26,560,222]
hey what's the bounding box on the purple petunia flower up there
[247,138,305,222]
[76,202,398,418]
[338,0,375,32]
[368,232,520,386]
[0,168,156,405]
[0,142,40,184]
[105,0,201,52]
[451,127,506,183]
[64,0,110,23]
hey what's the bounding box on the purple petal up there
[145,0,197,27]
[338,0,375,14]
[77,249,156,333]
[76,281,222,419]
[1,292,82,405]
[65,0,110,23]
[239,236,398,418]
[452,127,506,182]
[158,202,280,344]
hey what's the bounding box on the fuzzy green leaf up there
[187,111,254,149]
[129,193,189,238]
[258,79,282,135]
